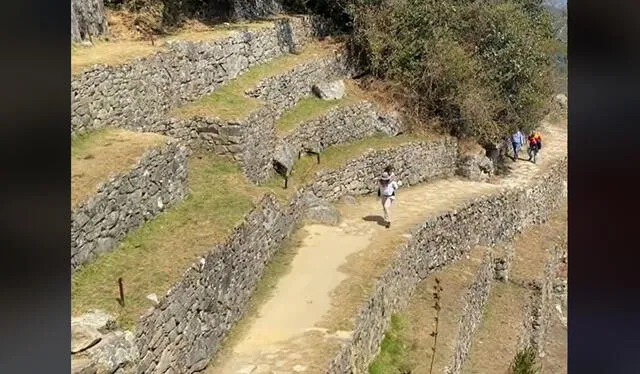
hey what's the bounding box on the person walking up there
[377,171,400,228]
[510,129,526,161]
[527,131,542,163]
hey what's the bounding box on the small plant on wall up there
[429,277,443,374]
[510,346,541,374]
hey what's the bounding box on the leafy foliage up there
[348,0,555,144]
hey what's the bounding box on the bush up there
[348,0,555,145]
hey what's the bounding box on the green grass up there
[368,314,413,374]
[275,96,347,135]
[274,80,371,135]
[71,128,111,158]
[171,42,335,121]
[71,153,278,328]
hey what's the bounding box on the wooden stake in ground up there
[118,277,125,307]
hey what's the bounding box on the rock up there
[87,331,139,374]
[339,195,357,206]
[312,80,346,100]
[273,143,297,177]
[553,93,568,109]
[71,357,97,374]
[146,293,159,305]
[71,325,102,354]
[72,310,116,333]
[306,204,341,226]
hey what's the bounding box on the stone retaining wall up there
[134,192,308,374]
[310,137,458,201]
[449,250,495,374]
[245,52,357,116]
[526,235,567,355]
[276,101,404,169]
[71,140,190,271]
[130,138,458,373]
[71,15,330,134]
[325,157,567,373]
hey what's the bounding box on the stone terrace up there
[71,128,189,271]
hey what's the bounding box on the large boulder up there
[457,144,494,182]
[312,80,346,100]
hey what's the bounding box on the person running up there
[377,171,399,228]
[527,131,542,163]
[510,128,526,161]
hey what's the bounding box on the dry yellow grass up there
[71,128,167,209]
[171,41,339,121]
[71,19,274,75]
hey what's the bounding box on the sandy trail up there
[210,121,567,374]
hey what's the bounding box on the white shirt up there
[380,181,399,198]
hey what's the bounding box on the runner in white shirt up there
[377,171,400,228]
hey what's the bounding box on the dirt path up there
[209,122,567,374]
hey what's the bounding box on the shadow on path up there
[362,215,387,227]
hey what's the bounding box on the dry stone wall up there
[526,235,567,355]
[71,140,190,271]
[130,138,458,374]
[245,52,357,116]
[449,250,495,374]
[71,16,330,134]
[310,137,458,201]
[325,157,567,373]
[276,101,404,169]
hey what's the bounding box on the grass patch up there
[71,128,167,209]
[368,314,412,374]
[170,41,338,121]
[71,21,274,75]
[263,133,430,199]
[275,79,373,135]
[206,227,308,371]
[275,96,346,134]
[71,153,277,328]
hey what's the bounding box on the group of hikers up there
[509,129,543,164]
[375,129,544,228]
